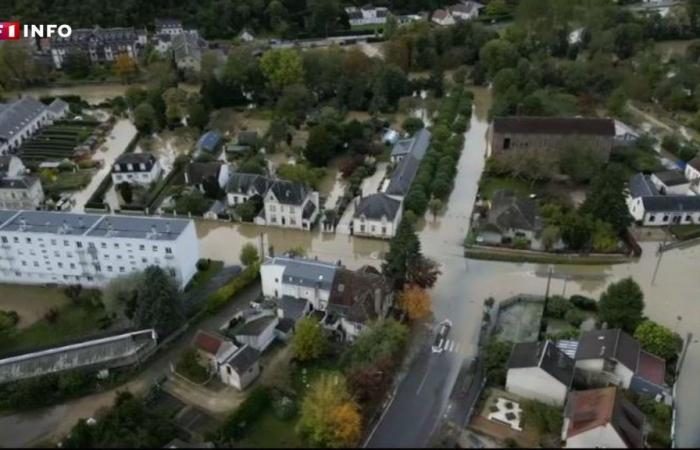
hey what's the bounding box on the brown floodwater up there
[9,82,200,105]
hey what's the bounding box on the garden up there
[19,120,100,164]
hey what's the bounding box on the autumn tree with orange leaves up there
[398,284,432,320]
[113,54,137,81]
[297,374,362,448]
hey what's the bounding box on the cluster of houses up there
[431,1,485,26]
[189,254,394,391]
[504,328,670,447]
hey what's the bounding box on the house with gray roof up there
[226,172,271,205]
[257,179,320,230]
[650,170,689,195]
[50,27,144,69]
[172,30,207,72]
[112,152,162,186]
[0,329,157,384]
[505,340,575,406]
[224,310,279,352]
[390,128,431,163]
[479,190,542,248]
[627,172,700,226]
[0,156,44,210]
[352,193,402,239]
[385,154,421,198]
[219,345,260,390]
[0,97,68,154]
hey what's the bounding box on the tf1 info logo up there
[0,22,72,40]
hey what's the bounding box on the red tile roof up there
[637,350,666,385]
[193,330,225,356]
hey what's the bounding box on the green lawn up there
[237,411,302,448]
[478,176,531,200]
[670,225,700,241]
[350,23,383,32]
[43,170,93,194]
[0,303,106,354]
[291,359,342,396]
[186,260,224,293]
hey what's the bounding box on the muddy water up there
[11,83,200,105]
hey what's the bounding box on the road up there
[0,282,262,447]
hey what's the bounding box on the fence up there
[84,130,140,210]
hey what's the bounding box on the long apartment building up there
[0,210,199,288]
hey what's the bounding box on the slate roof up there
[642,195,700,212]
[0,176,39,190]
[172,31,202,62]
[385,154,420,197]
[114,152,157,171]
[565,387,645,448]
[686,155,700,171]
[391,128,431,160]
[0,156,12,174]
[354,193,401,221]
[197,130,222,153]
[87,215,190,241]
[223,345,259,373]
[186,162,224,186]
[47,99,69,115]
[493,116,616,136]
[575,329,640,372]
[269,179,310,206]
[276,317,295,333]
[278,295,309,321]
[51,27,139,48]
[628,173,659,198]
[0,210,102,235]
[328,267,392,324]
[235,315,277,337]
[266,256,339,290]
[507,340,575,387]
[302,201,316,219]
[0,97,48,140]
[653,170,688,187]
[226,173,270,196]
[0,329,157,384]
[488,190,539,232]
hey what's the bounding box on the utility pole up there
[258,232,265,260]
[651,226,670,286]
[538,265,554,341]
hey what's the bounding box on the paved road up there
[0,281,262,447]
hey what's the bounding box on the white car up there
[432,319,452,354]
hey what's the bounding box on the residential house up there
[172,30,206,72]
[390,128,431,164]
[384,154,421,199]
[0,97,69,154]
[562,387,646,448]
[480,190,541,247]
[225,309,279,352]
[185,162,230,193]
[352,193,402,239]
[226,172,271,206]
[650,170,690,195]
[489,117,615,160]
[0,156,44,210]
[0,329,157,384]
[684,155,700,190]
[238,29,255,43]
[257,179,320,230]
[574,329,669,400]
[203,200,227,220]
[236,130,260,148]
[196,130,223,155]
[0,210,199,288]
[50,27,142,69]
[192,330,260,390]
[449,1,484,21]
[505,340,575,407]
[112,153,162,186]
[345,5,390,26]
[431,9,456,26]
[155,18,184,36]
[627,174,700,226]
[614,120,640,146]
[261,256,338,313]
[326,265,393,341]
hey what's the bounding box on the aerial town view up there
[0,0,699,448]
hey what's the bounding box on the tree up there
[175,189,210,215]
[405,255,441,289]
[239,243,260,267]
[0,40,44,90]
[479,39,518,75]
[580,166,632,233]
[402,117,425,135]
[117,182,134,204]
[133,102,157,134]
[599,277,645,333]
[260,48,305,92]
[559,211,594,251]
[428,198,443,221]
[383,14,398,39]
[162,88,189,127]
[398,284,432,320]
[187,102,209,130]
[634,320,683,361]
[484,339,513,386]
[308,0,340,36]
[342,319,408,370]
[0,310,19,340]
[607,87,627,117]
[125,86,148,109]
[486,0,509,16]
[276,84,313,125]
[63,51,91,79]
[541,225,561,251]
[592,221,618,253]
[304,125,339,166]
[292,317,327,362]
[113,54,138,81]
[131,266,185,336]
[522,400,563,436]
[297,374,362,448]
[382,218,421,289]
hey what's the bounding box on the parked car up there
[432,319,452,354]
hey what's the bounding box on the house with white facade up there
[226,173,271,206]
[431,9,456,26]
[225,309,279,352]
[192,330,260,391]
[261,256,393,342]
[505,340,575,407]
[185,162,230,193]
[562,387,646,448]
[0,210,199,288]
[0,97,69,155]
[172,30,206,72]
[390,128,431,164]
[0,156,44,210]
[685,155,700,190]
[345,5,390,26]
[50,27,143,69]
[627,173,700,226]
[155,19,184,36]
[449,1,484,21]
[574,329,669,400]
[112,153,162,186]
[257,179,320,230]
[650,170,690,195]
[352,193,402,239]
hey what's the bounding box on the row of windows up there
[0,235,172,253]
[268,204,297,214]
[359,224,388,235]
[647,213,696,223]
[4,267,177,282]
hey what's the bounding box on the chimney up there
[19,218,27,232]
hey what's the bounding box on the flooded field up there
[0,285,68,329]
[655,39,694,62]
[9,82,200,105]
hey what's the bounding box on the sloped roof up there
[265,256,338,291]
[114,152,157,167]
[686,155,700,171]
[488,190,539,232]
[385,154,420,197]
[575,329,640,373]
[302,200,316,219]
[0,97,48,140]
[508,340,575,387]
[226,172,270,195]
[493,117,615,136]
[328,267,392,323]
[197,130,222,152]
[391,128,431,161]
[565,387,645,448]
[628,173,659,198]
[186,162,224,186]
[278,295,309,321]
[193,330,228,356]
[0,176,39,190]
[653,170,688,187]
[269,179,310,206]
[172,30,202,62]
[354,193,401,221]
[47,98,69,114]
[642,195,700,212]
[223,345,259,373]
[234,315,277,337]
[637,351,665,386]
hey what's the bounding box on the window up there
[63,240,69,247]
[269,205,276,212]
[51,239,56,246]
[114,243,119,249]
[101,242,107,249]
[169,268,176,277]
[21,261,26,266]
[119,266,125,273]
[503,137,511,150]
[107,265,113,272]
[270,215,277,223]
[70,263,75,269]
[76,242,83,248]
[33,261,39,267]
[58,262,63,268]
[139,244,145,251]
[142,257,147,263]
[381,226,387,235]
[13,237,18,243]
[1,237,6,243]
[686,214,692,222]
[662,215,669,222]
[165,247,172,254]
[360,224,365,232]
[26,237,31,244]
[152,245,158,252]
[649,215,655,222]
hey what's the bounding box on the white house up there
[0,210,199,288]
[449,1,484,21]
[0,97,68,155]
[227,310,279,352]
[257,179,320,230]
[352,193,402,239]
[112,153,162,186]
[261,256,337,312]
[627,173,700,226]
[685,156,700,186]
[562,387,646,448]
[614,120,640,146]
[345,5,390,26]
[650,170,690,195]
[172,30,205,72]
[155,19,184,36]
[192,330,260,391]
[226,173,271,206]
[431,9,456,26]
[0,156,45,210]
[505,340,575,407]
[50,27,142,69]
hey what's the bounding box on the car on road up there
[432,319,452,354]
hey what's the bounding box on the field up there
[19,120,99,163]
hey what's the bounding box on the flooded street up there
[9,82,200,105]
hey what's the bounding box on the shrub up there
[217,387,271,441]
[569,295,597,311]
[545,295,571,319]
[203,263,261,315]
[564,308,585,327]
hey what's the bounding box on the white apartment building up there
[50,27,142,69]
[345,6,389,26]
[0,97,69,155]
[0,210,199,288]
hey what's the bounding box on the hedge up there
[215,387,271,441]
[201,262,261,316]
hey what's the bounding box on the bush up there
[217,387,271,441]
[271,392,298,420]
[569,295,597,311]
[196,258,212,271]
[545,295,571,319]
[203,263,261,315]
[522,400,563,436]
[564,308,585,327]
